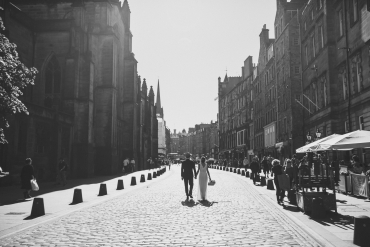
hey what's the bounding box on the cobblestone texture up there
[0,166,322,246]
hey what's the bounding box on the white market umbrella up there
[296,134,340,153]
[314,130,370,151]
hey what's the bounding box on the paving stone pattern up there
[0,166,321,246]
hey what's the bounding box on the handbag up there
[30,179,39,191]
[208,180,216,186]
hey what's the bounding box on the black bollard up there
[237,169,241,174]
[30,198,45,217]
[223,167,226,171]
[130,176,137,186]
[140,174,145,183]
[148,173,152,180]
[242,170,245,176]
[72,189,83,204]
[246,171,250,177]
[117,180,124,190]
[267,179,274,190]
[98,184,107,196]
[353,215,370,246]
[153,172,157,178]
[260,176,266,186]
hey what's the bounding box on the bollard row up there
[28,167,167,219]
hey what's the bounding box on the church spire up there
[156,80,162,118]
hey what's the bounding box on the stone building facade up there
[275,0,305,160]
[0,0,158,183]
[299,0,370,162]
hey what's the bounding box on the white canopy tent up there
[313,130,370,151]
[295,134,340,153]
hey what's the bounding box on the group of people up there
[249,155,296,205]
[122,157,136,174]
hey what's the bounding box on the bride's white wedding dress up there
[197,163,208,201]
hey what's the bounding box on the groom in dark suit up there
[181,153,197,200]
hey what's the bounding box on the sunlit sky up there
[126,0,276,134]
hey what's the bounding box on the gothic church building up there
[0,0,158,182]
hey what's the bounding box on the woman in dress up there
[196,156,212,202]
[21,158,35,199]
[271,159,284,205]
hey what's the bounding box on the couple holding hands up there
[181,153,212,202]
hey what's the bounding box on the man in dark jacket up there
[181,153,197,200]
[250,157,260,185]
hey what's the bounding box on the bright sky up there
[127,0,276,134]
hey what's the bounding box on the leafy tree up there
[0,10,37,144]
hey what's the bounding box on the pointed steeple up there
[149,85,154,105]
[224,73,228,82]
[156,80,162,117]
[142,78,148,97]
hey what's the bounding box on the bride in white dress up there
[195,157,212,202]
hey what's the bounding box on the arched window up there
[45,56,61,95]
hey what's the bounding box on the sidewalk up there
[0,167,168,239]
[213,166,370,247]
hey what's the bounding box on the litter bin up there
[311,197,325,219]
[353,215,370,246]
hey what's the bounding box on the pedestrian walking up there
[21,158,35,199]
[57,158,68,186]
[181,153,197,201]
[123,157,129,174]
[271,159,285,205]
[261,156,270,178]
[284,159,294,188]
[243,157,249,169]
[267,154,273,172]
[250,157,260,185]
[195,156,212,202]
[130,158,135,173]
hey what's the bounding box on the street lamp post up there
[306,132,312,144]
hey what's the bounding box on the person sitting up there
[349,155,363,174]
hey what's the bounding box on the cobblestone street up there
[0,166,322,247]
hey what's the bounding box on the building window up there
[359,115,364,130]
[311,10,314,20]
[353,55,363,93]
[294,66,300,74]
[319,25,324,48]
[282,38,284,55]
[312,36,316,58]
[317,0,323,10]
[304,21,307,31]
[305,45,309,66]
[282,66,285,82]
[44,56,61,95]
[345,121,350,132]
[293,37,299,46]
[275,25,278,37]
[352,0,358,23]
[280,17,283,32]
[284,117,287,134]
[342,72,348,100]
[338,9,344,37]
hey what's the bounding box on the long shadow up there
[282,204,300,212]
[311,212,354,230]
[198,200,218,207]
[0,170,157,206]
[181,200,199,207]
